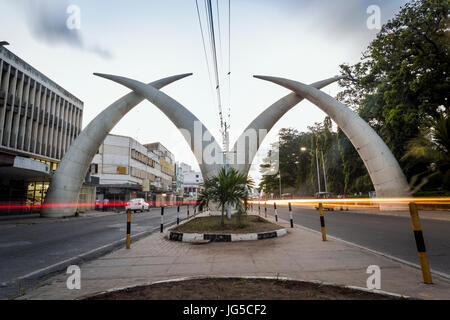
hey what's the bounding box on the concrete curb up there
[78,275,410,300]
[169,228,287,243]
[167,214,287,243]
[3,218,180,298]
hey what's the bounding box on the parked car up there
[95,199,109,211]
[125,198,150,213]
[314,192,336,211]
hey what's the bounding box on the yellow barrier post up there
[264,201,267,218]
[126,209,131,249]
[409,202,432,284]
[319,203,326,241]
[258,202,261,215]
[187,204,190,218]
[194,207,197,217]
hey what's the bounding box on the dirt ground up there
[85,278,402,300]
[171,215,282,234]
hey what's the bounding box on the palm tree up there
[197,167,254,227]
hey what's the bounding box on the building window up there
[91,163,98,174]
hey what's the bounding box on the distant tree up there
[337,0,449,191]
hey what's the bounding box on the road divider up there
[408,202,432,284]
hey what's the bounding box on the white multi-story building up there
[179,162,203,198]
[91,134,176,205]
[0,45,85,213]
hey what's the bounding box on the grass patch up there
[171,215,282,234]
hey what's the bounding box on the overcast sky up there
[0,0,410,183]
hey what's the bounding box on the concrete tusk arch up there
[230,75,343,175]
[93,73,225,180]
[41,73,192,218]
[254,75,411,199]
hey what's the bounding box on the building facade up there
[179,162,203,199]
[0,46,85,213]
[91,135,177,206]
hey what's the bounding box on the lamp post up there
[321,149,328,193]
[315,148,321,193]
[278,173,282,199]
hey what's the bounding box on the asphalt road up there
[268,205,450,276]
[0,206,186,299]
[1,205,449,299]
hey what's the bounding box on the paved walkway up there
[19,214,450,300]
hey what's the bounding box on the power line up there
[195,0,215,101]
[227,0,231,129]
[205,0,225,137]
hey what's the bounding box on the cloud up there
[19,0,113,59]
[253,0,410,47]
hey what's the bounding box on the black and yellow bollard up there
[288,202,294,228]
[126,209,131,249]
[409,202,432,284]
[264,202,267,218]
[319,203,326,241]
[177,205,180,225]
[194,207,197,217]
[258,202,261,215]
[160,206,164,233]
[274,202,278,222]
[187,204,190,219]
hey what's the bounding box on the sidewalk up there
[18,213,450,300]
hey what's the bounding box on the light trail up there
[248,197,450,210]
[0,201,198,210]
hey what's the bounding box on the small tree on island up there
[196,167,254,227]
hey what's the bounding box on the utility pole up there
[278,172,282,199]
[315,148,321,193]
[225,130,231,219]
[321,150,328,193]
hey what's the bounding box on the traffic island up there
[168,215,287,242]
[83,277,405,300]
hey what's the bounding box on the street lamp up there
[277,173,282,199]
